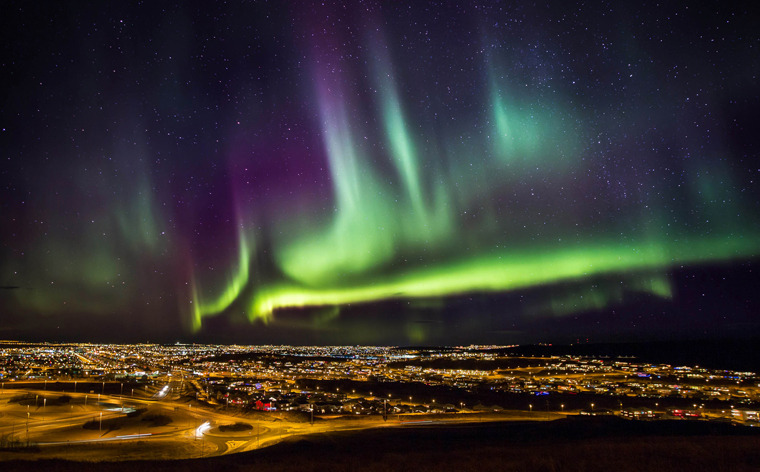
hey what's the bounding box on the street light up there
[529,404,533,412]
[99,412,103,431]
[561,404,564,412]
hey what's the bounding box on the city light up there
[0,340,756,461]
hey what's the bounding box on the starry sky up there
[1,1,759,345]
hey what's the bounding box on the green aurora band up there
[187,49,760,332]
[250,235,756,323]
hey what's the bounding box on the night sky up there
[1,1,759,345]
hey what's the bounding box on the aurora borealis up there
[1,2,759,344]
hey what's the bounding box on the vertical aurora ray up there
[189,226,253,331]
[373,40,427,221]
[274,74,398,286]
[383,90,426,216]
[490,79,541,163]
[371,39,459,248]
[116,177,167,253]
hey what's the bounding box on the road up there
[0,387,562,459]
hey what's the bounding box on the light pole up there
[99,412,103,432]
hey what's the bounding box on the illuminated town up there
[0,341,757,461]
